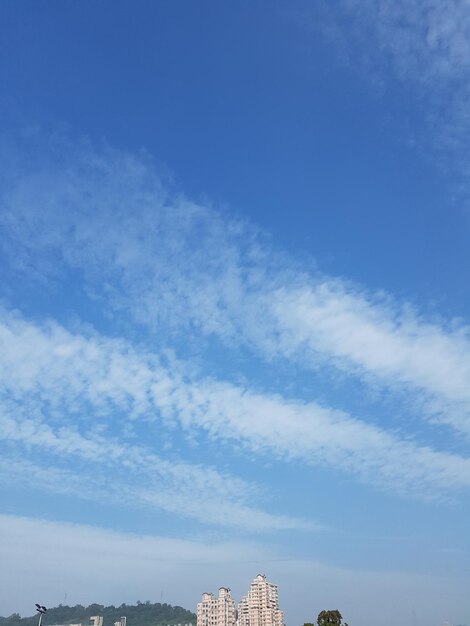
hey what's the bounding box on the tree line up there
[0,602,196,626]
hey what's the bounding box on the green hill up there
[0,602,196,626]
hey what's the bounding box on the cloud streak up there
[0,404,307,533]
[1,309,469,501]
[2,139,470,438]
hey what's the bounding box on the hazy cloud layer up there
[1,514,468,626]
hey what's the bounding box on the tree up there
[317,610,348,626]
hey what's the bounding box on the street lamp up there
[35,604,47,626]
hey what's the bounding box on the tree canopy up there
[0,602,195,626]
[316,610,348,626]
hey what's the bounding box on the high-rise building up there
[237,574,283,626]
[197,587,236,626]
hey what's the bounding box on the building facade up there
[197,587,236,626]
[237,574,283,626]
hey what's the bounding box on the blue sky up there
[0,2,469,626]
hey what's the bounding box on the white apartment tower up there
[237,574,283,626]
[197,587,236,626]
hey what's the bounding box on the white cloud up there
[0,405,308,533]
[0,452,304,533]
[1,310,469,499]
[2,142,470,438]
[0,310,311,532]
[268,283,470,433]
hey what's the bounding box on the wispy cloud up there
[0,451,303,533]
[0,309,312,532]
[2,138,470,437]
[309,0,470,186]
[341,0,470,82]
[0,410,309,534]
[1,310,469,500]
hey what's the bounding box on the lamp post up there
[35,604,47,626]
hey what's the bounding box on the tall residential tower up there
[237,574,283,626]
[197,587,236,626]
